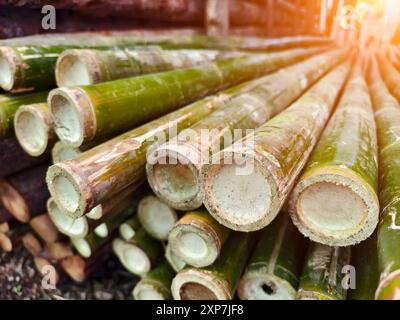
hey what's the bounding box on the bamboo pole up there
[297,243,351,300]
[202,61,351,232]
[0,137,49,177]
[0,91,48,139]
[46,241,74,261]
[377,51,400,101]
[14,103,56,157]
[289,63,379,246]
[21,232,43,256]
[133,259,175,300]
[48,47,324,148]
[165,243,186,273]
[147,49,347,210]
[238,213,307,300]
[29,213,60,243]
[168,209,230,268]
[0,164,49,223]
[114,216,163,276]
[347,234,379,300]
[55,48,241,87]
[46,48,327,219]
[369,57,400,300]
[171,232,255,300]
[137,195,178,241]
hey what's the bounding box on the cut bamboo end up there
[133,279,170,300]
[86,204,103,220]
[112,238,151,276]
[0,47,18,91]
[56,49,101,87]
[237,272,297,300]
[171,268,231,300]
[202,152,278,232]
[0,179,30,223]
[46,241,74,261]
[137,195,178,241]
[47,198,89,238]
[290,167,379,246]
[146,143,202,210]
[46,163,91,218]
[168,217,223,268]
[375,269,400,300]
[14,103,55,157]
[119,222,136,241]
[48,87,96,147]
[59,255,87,283]
[94,223,108,238]
[71,237,93,258]
[165,243,186,272]
[0,232,12,252]
[21,232,42,256]
[30,213,59,243]
[51,141,82,164]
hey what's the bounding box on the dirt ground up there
[0,228,138,300]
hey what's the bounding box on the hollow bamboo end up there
[94,223,109,238]
[138,195,177,241]
[47,197,89,238]
[168,222,220,268]
[21,232,42,256]
[237,272,296,300]
[46,163,91,219]
[112,238,151,276]
[48,87,96,147]
[171,268,231,300]
[202,152,278,232]
[56,50,101,87]
[146,144,202,211]
[375,269,400,300]
[290,168,379,246]
[14,103,54,157]
[85,204,103,220]
[0,46,17,91]
[0,180,30,223]
[133,280,169,300]
[51,141,82,164]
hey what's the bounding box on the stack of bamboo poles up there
[2,31,400,300]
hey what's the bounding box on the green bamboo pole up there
[297,243,351,300]
[0,33,332,51]
[347,233,379,300]
[238,213,307,300]
[168,209,230,268]
[147,49,348,211]
[14,103,56,157]
[165,243,186,273]
[289,63,379,246]
[133,259,175,300]
[48,47,324,148]
[202,61,351,232]
[171,232,255,300]
[47,49,326,219]
[114,216,163,276]
[369,57,400,300]
[0,91,48,139]
[137,195,179,241]
[56,48,241,87]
